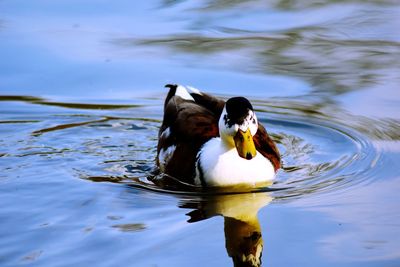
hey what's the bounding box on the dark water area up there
[1,1,400,266]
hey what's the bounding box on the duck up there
[183,192,273,266]
[156,84,280,188]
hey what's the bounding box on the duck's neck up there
[220,134,236,150]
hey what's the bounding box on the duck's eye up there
[223,114,235,128]
[223,114,229,124]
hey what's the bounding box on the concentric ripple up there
[116,112,382,200]
[0,96,387,200]
[75,99,383,200]
[266,115,380,200]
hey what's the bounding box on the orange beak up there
[234,128,257,160]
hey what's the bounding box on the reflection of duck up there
[156,84,280,187]
[182,192,272,267]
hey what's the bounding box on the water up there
[1,1,400,266]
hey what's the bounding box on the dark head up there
[219,97,258,160]
[224,97,254,127]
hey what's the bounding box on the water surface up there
[1,1,400,266]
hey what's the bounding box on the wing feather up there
[157,86,220,182]
[254,124,281,171]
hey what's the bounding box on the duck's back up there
[157,85,222,183]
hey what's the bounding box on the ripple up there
[0,95,141,110]
[0,95,386,201]
[75,102,384,201]
[111,223,147,233]
[266,115,380,200]
[143,117,377,199]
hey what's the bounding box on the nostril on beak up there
[246,152,253,160]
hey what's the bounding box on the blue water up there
[1,1,400,266]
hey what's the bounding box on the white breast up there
[195,138,275,187]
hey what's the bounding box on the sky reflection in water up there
[0,0,400,266]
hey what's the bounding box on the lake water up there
[1,1,400,266]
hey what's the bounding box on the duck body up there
[195,138,275,187]
[157,84,280,187]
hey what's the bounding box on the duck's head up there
[219,97,258,160]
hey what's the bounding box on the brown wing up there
[157,86,220,183]
[189,91,225,117]
[253,124,281,171]
[163,84,225,114]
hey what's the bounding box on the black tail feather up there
[164,84,177,108]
